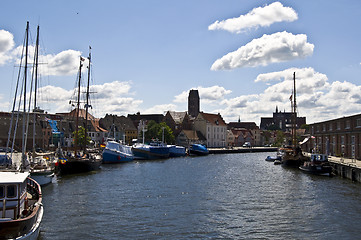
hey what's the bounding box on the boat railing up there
[27,177,42,200]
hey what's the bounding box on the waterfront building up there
[260,106,306,131]
[176,129,206,147]
[305,113,361,160]
[127,112,165,142]
[193,112,227,148]
[226,130,235,147]
[188,89,200,119]
[99,114,137,145]
[163,111,192,137]
[227,119,261,146]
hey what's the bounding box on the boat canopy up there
[0,172,28,184]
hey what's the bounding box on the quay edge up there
[327,156,361,182]
[208,147,278,154]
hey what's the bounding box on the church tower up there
[188,89,200,118]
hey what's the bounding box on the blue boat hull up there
[102,148,134,163]
[168,145,186,157]
[188,144,209,156]
[132,145,169,160]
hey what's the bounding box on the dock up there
[327,156,361,182]
[209,147,278,154]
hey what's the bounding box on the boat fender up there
[117,156,121,160]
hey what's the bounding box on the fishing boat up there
[188,144,209,156]
[168,145,186,157]
[281,72,309,167]
[102,141,134,163]
[56,47,101,175]
[0,171,43,239]
[299,153,333,176]
[132,142,170,160]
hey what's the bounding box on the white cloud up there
[44,50,82,76]
[217,67,361,124]
[174,86,232,103]
[0,30,15,65]
[208,2,298,34]
[34,81,143,118]
[211,31,314,70]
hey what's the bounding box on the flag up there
[289,94,293,101]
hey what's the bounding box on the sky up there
[1,0,361,126]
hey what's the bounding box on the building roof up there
[198,112,227,126]
[228,122,259,130]
[168,111,187,124]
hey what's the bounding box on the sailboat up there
[281,72,309,167]
[0,21,43,240]
[56,47,101,175]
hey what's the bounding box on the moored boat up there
[132,142,170,160]
[102,141,134,163]
[0,171,43,239]
[265,155,281,162]
[188,144,209,156]
[299,153,333,176]
[56,48,101,175]
[281,72,309,167]
[168,145,186,158]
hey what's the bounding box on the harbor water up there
[40,152,361,239]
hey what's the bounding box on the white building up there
[193,112,227,148]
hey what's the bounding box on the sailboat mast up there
[75,57,83,157]
[292,72,297,148]
[84,46,91,152]
[33,25,40,152]
[22,21,29,166]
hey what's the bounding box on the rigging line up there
[6,25,27,157]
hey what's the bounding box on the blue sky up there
[1,0,361,125]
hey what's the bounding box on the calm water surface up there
[39,152,361,239]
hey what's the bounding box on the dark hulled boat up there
[56,48,101,175]
[299,153,332,176]
[281,72,309,167]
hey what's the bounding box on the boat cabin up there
[0,172,29,220]
[310,154,328,162]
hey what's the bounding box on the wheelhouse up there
[0,172,29,220]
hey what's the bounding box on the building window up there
[345,120,350,129]
[337,122,341,130]
[341,136,345,145]
[322,124,326,132]
[357,118,361,127]
[329,123,332,131]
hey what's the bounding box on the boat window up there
[0,185,4,198]
[7,185,16,198]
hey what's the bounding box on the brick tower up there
[188,89,200,118]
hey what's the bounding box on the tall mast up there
[84,46,91,152]
[33,25,40,152]
[74,57,83,157]
[292,72,297,148]
[22,21,29,167]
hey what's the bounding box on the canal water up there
[39,152,361,239]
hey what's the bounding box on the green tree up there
[273,130,285,147]
[144,121,175,144]
[73,126,91,147]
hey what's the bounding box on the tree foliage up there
[144,121,175,144]
[73,126,91,147]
